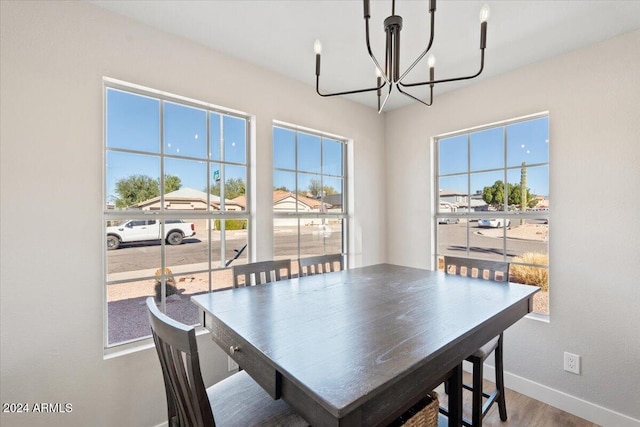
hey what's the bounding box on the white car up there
[106,219,195,250]
[478,218,511,228]
[438,218,460,225]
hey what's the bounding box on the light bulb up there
[479,4,490,22]
[314,40,322,55]
[375,67,382,78]
[428,54,436,68]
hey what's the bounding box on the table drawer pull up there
[230,345,240,355]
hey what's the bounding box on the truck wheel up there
[166,231,184,245]
[107,235,120,250]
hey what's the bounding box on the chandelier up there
[314,0,490,113]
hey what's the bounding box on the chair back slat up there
[147,298,216,427]
[443,256,509,282]
[298,254,345,277]
[232,259,292,287]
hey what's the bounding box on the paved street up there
[438,219,548,261]
[107,226,342,277]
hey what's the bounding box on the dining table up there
[191,263,538,427]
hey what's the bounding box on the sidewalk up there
[476,223,548,241]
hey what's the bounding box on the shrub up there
[214,219,247,230]
[510,253,549,292]
[154,267,178,301]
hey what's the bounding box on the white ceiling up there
[90,0,640,111]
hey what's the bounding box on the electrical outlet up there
[228,356,239,372]
[564,352,580,375]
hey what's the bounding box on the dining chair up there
[442,256,509,427]
[146,298,308,427]
[232,259,292,288]
[298,253,344,277]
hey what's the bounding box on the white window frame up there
[103,78,253,351]
[272,121,349,262]
[433,112,549,316]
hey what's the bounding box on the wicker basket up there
[389,391,439,427]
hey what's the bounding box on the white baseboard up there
[482,365,640,427]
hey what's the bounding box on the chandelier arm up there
[377,84,394,113]
[316,76,386,97]
[398,9,436,82]
[397,84,434,107]
[399,50,485,88]
[364,16,391,85]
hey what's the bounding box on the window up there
[104,80,250,347]
[273,124,348,275]
[434,113,549,315]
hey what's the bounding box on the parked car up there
[438,218,460,224]
[478,218,511,228]
[106,219,195,250]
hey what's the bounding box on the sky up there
[438,116,549,197]
[106,87,547,207]
[105,87,345,206]
[106,88,247,204]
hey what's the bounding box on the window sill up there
[525,311,550,323]
[103,326,210,360]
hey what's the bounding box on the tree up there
[482,180,506,208]
[308,179,337,198]
[274,185,290,192]
[113,174,181,208]
[211,178,246,200]
[482,180,537,209]
[164,175,182,193]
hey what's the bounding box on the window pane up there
[470,171,505,212]
[323,138,343,176]
[274,127,296,170]
[274,170,297,206]
[164,218,202,271]
[507,165,549,211]
[439,175,468,213]
[298,132,321,174]
[218,219,249,270]
[322,176,344,213]
[506,220,548,259]
[298,173,322,201]
[507,117,549,167]
[209,112,221,161]
[223,115,246,164]
[470,127,504,172]
[224,165,246,205]
[469,218,507,260]
[107,278,154,345]
[438,135,467,175]
[274,218,299,260]
[106,88,160,153]
[163,158,208,209]
[300,218,343,258]
[510,258,549,315]
[106,152,160,210]
[437,219,467,256]
[164,101,207,159]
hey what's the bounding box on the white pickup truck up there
[106,219,196,250]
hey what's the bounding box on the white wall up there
[3,1,639,426]
[0,2,385,426]
[385,29,640,425]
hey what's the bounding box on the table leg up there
[447,363,463,427]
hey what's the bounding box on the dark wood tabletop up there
[192,263,538,427]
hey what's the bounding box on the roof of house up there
[134,187,241,208]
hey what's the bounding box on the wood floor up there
[434,373,600,427]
